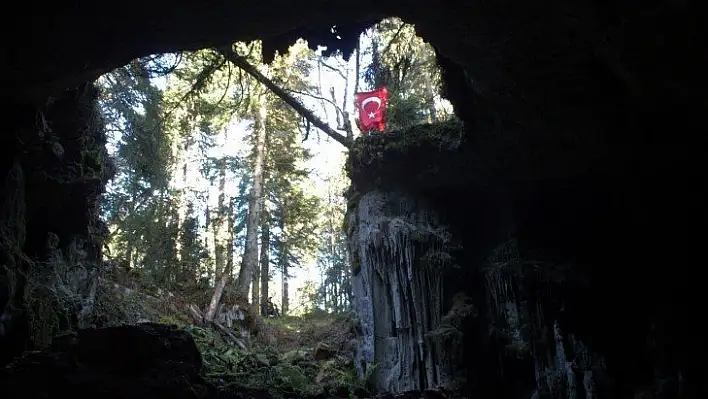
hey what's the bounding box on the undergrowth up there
[181,312,367,398]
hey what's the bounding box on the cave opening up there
[2,2,708,398]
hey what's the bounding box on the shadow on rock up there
[0,323,212,399]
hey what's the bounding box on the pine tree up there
[268,42,322,315]
[316,170,352,313]
[99,56,183,290]
[363,18,452,131]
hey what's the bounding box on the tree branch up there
[316,59,330,127]
[318,59,348,80]
[219,48,352,148]
[284,87,342,115]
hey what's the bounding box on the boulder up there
[0,323,212,399]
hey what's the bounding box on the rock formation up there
[346,119,704,398]
[1,84,114,363]
[2,1,707,398]
[0,323,212,399]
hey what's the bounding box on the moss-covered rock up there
[1,84,115,363]
[347,119,467,193]
[185,314,367,399]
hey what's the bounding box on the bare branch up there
[219,47,352,148]
[318,59,348,80]
[330,87,342,128]
[285,87,341,113]
[316,60,330,126]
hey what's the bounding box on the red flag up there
[355,87,387,132]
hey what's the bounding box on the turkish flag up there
[355,87,387,132]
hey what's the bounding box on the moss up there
[347,119,467,193]
[181,313,366,399]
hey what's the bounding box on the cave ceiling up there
[3,0,396,103]
[2,0,705,182]
[4,1,703,108]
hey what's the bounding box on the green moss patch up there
[347,119,467,192]
[184,313,366,398]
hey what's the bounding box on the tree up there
[252,40,322,314]
[271,186,320,315]
[232,78,268,301]
[315,169,352,313]
[99,56,184,290]
[219,47,353,148]
[363,18,451,131]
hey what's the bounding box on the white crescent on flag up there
[360,96,382,112]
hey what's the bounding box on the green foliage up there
[98,55,209,294]
[83,19,470,398]
[256,41,323,307]
[99,58,173,190]
[363,18,452,132]
[294,280,318,314]
[315,169,352,313]
[183,316,365,398]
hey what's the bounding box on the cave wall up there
[346,118,706,398]
[348,190,452,393]
[0,84,114,363]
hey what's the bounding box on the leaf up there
[255,353,271,366]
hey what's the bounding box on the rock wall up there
[346,122,470,394]
[346,120,705,398]
[0,323,211,399]
[348,190,453,393]
[1,1,706,395]
[0,84,114,363]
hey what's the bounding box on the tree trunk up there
[235,90,268,300]
[421,43,438,123]
[252,159,270,309]
[279,210,289,315]
[205,189,235,323]
[349,36,361,138]
[213,152,228,279]
[205,272,228,322]
[226,200,235,280]
[423,78,438,123]
[175,117,194,261]
[259,216,270,314]
[281,261,289,315]
[125,230,133,273]
[251,243,260,308]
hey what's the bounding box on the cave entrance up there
[3,3,707,398]
[0,14,461,362]
[95,15,457,322]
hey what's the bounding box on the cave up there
[2,1,707,398]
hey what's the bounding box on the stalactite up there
[476,210,609,399]
[350,190,453,393]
